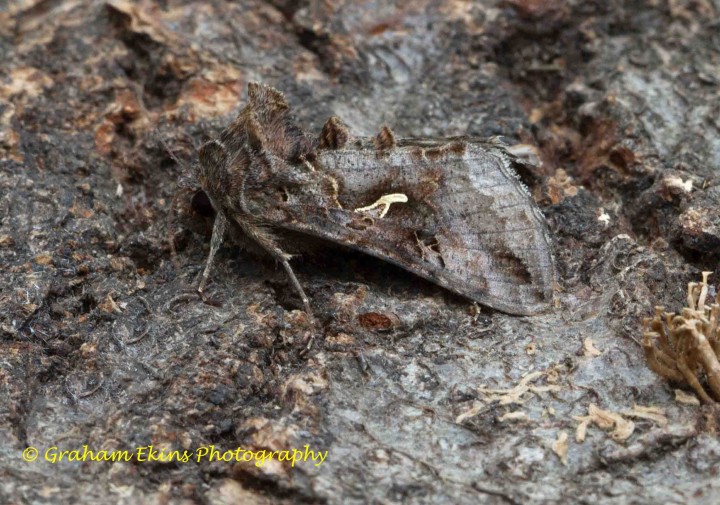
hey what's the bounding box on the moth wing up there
[260,143,554,316]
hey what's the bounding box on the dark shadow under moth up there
[194,83,555,317]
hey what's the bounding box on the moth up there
[193,83,555,317]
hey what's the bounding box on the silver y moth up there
[194,83,555,317]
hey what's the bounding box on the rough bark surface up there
[2,1,720,503]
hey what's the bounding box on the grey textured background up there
[1,1,720,503]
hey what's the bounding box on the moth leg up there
[233,217,314,321]
[198,211,228,294]
[280,257,314,321]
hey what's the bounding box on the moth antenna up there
[159,136,183,168]
[319,116,350,150]
[374,126,396,151]
[168,186,197,270]
[157,134,196,270]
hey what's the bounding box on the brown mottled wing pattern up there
[246,140,554,316]
[197,83,554,315]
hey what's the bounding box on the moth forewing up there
[271,141,555,316]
